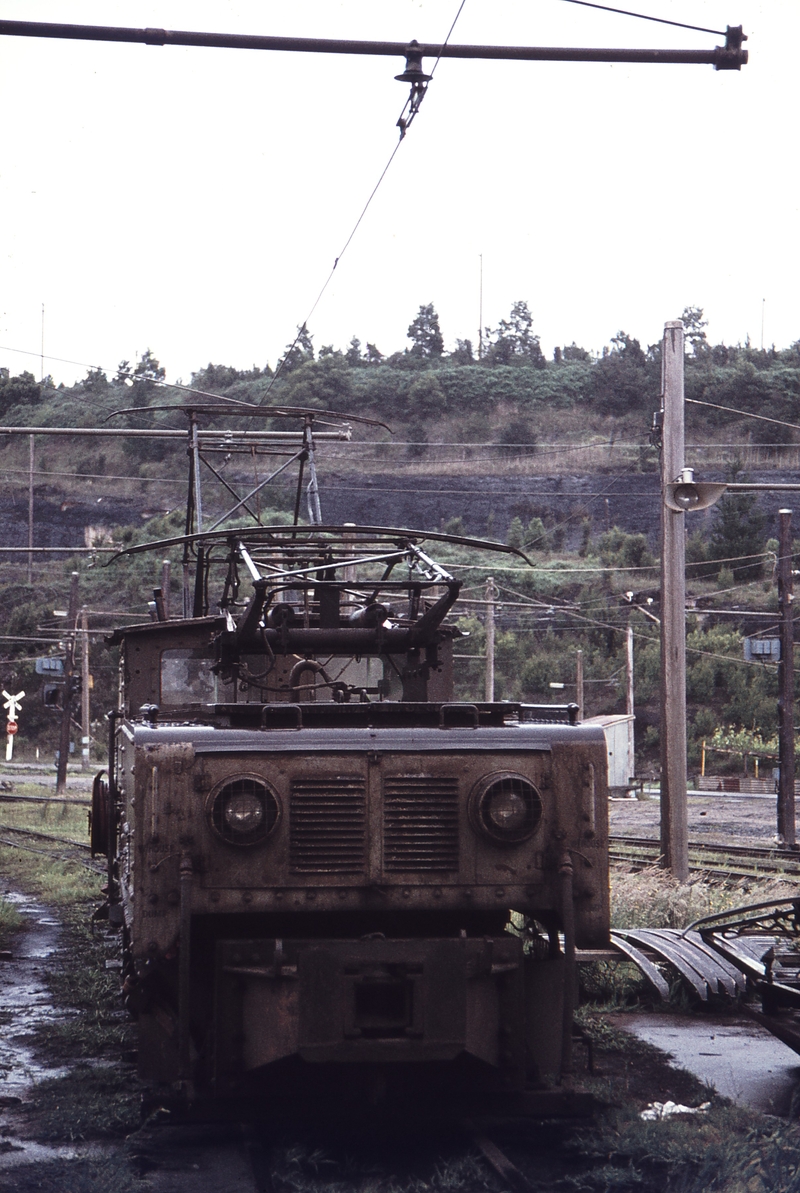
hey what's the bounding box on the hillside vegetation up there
[0,304,797,778]
[2,302,800,473]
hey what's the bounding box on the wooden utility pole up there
[27,435,34,586]
[56,571,79,796]
[777,508,796,845]
[659,321,689,881]
[80,607,91,771]
[484,576,496,702]
[576,650,584,721]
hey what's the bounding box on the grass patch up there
[574,1010,656,1059]
[29,922,135,1060]
[0,893,22,947]
[268,1142,502,1193]
[567,1102,800,1193]
[0,788,139,1141]
[29,1064,143,1142]
[0,1156,141,1193]
[0,798,101,915]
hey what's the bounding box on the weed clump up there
[0,894,22,947]
[569,1103,800,1193]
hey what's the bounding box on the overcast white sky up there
[0,1,795,387]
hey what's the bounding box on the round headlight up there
[470,774,542,844]
[208,776,279,846]
[225,788,264,834]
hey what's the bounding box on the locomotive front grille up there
[290,777,366,873]
[383,776,460,871]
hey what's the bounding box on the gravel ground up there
[609,792,797,847]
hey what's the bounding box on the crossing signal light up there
[42,683,64,709]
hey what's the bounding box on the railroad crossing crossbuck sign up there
[2,690,24,761]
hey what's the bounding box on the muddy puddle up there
[615,1012,800,1115]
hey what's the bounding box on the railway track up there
[126,1118,542,1193]
[0,821,103,873]
[610,834,800,880]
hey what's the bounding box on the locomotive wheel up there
[90,770,109,857]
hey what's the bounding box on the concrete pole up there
[161,559,171,620]
[576,650,584,721]
[777,508,796,845]
[659,320,689,881]
[56,571,79,796]
[80,607,91,771]
[626,622,635,717]
[484,576,496,702]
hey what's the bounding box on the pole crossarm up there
[0,20,748,69]
[0,426,348,441]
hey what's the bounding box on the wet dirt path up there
[0,891,68,1099]
[0,890,114,1181]
[614,1012,800,1115]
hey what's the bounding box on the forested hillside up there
[0,303,797,777]
[2,302,800,456]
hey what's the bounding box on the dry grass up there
[610,867,799,931]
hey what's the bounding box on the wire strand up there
[259,3,467,405]
[687,397,800,434]
[429,0,468,77]
[554,0,725,36]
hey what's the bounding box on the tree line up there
[2,304,800,439]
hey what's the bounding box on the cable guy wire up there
[259,3,468,405]
[555,0,725,36]
[687,397,800,434]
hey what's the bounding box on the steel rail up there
[0,822,92,850]
[0,835,103,873]
[0,21,747,68]
[0,792,91,805]
[610,836,800,879]
[609,855,795,883]
[611,834,800,864]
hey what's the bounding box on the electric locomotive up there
[93,522,610,1104]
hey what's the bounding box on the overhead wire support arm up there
[0,20,748,70]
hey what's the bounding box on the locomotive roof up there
[125,720,607,753]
